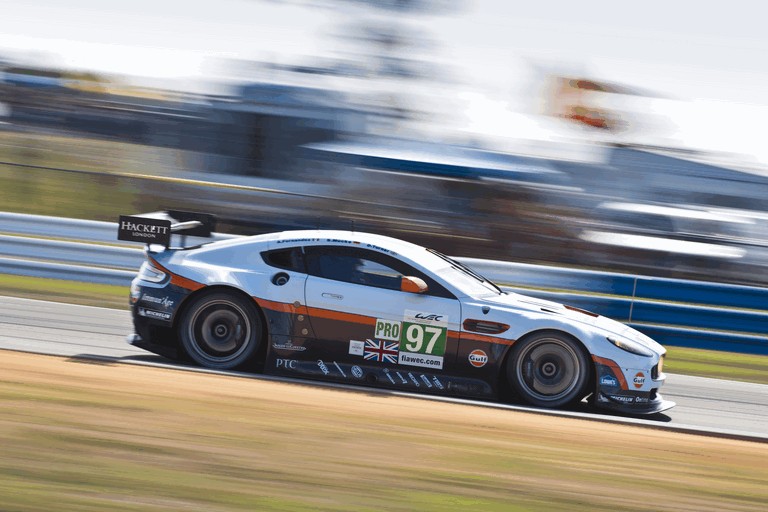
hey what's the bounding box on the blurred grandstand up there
[1,57,767,287]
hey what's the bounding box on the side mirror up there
[401,276,428,294]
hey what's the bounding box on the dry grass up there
[0,275,128,310]
[1,351,766,512]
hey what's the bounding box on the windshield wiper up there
[426,248,505,294]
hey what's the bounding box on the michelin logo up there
[138,307,171,321]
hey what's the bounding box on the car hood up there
[480,292,665,354]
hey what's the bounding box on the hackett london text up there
[120,221,170,234]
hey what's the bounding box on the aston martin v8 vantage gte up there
[121,213,674,414]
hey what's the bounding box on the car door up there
[257,245,311,342]
[303,245,461,379]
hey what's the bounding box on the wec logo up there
[415,313,443,321]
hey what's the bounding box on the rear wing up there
[117,210,216,249]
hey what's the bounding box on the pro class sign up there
[118,215,171,245]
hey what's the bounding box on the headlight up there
[138,261,166,283]
[607,336,654,357]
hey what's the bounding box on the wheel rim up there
[187,300,251,363]
[516,337,582,402]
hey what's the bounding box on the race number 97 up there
[403,322,446,356]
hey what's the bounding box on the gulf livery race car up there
[120,212,674,414]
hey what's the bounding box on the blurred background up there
[2,0,767,286]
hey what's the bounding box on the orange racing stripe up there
[149,257,205,292]
[253,297,309,316]
[306,306,377,327]
[252,298,517,347]
[460,331,516,346]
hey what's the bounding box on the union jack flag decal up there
[364,339,399,364]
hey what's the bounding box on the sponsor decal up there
[118,215,171,245]
[349,339,365,356]
[609,395,635,403]
[405,310,447,327]
[142,295,174,308]
[317,360,330,376]
[420,374,433,388]
[137,307,171,321]
[408,372,420,387]
[364,339,399,364]
[333,361,347,378]
[272,342,307,352]
[398,310,448,369]
[365,243,393,254]
[351,365,363,378]
[374,319,401,341]
[372,312,448,370]
[383,369,396,384]
[275,359,298,369]
[395,371,407,384]
[600,375,619,387]
[432,376,444,390]
[633,372,646,389]
[276,238,319,244]
[468,349,488,368]
[399,352,443,369]
[414,313,444,322]
[635,396,650,404]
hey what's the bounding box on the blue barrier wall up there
[2,213,767,355]
[496,268,768,355]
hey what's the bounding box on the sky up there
[2,0,768,163]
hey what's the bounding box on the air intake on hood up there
[463,319,510,335]
[565,305,600,317]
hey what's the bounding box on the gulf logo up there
[633,372,646,389]
[468,349,488,368]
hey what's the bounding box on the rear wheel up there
[507,332,590,408]
[179,291,262,370]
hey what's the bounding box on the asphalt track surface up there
[2,295,766,442]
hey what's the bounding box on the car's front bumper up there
[592,356,674,415]
[592,389,676,415]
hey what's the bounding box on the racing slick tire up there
[179,291,263,370]
[506,331,590,408]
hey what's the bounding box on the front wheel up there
[506,332,590,408]
[179,291,262,370]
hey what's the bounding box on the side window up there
[261,247,306,273]
[354,258,403,289]
[305,246,454,298]
[306,248,401,290]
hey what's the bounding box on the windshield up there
[424,248,504,296]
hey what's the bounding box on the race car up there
[120,212,674,414]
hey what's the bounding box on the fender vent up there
[463,319,510,334]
